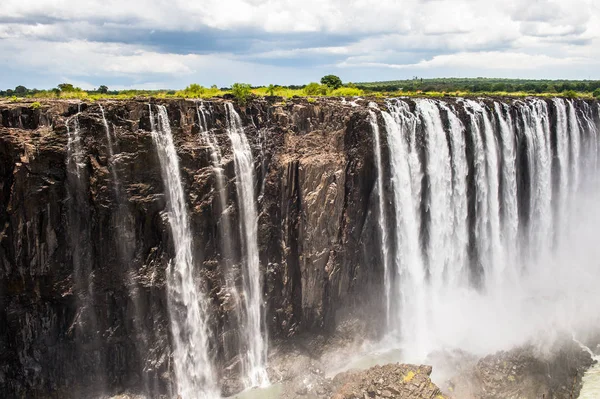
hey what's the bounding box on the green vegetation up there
[231,83,252,104]
[304,82,328,95]
[355,77,600,97]
[175,84,224,98]
[321,74,343,89]
[30,101,42,109]
[2,77,598,102]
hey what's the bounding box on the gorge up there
[1,96,600,398]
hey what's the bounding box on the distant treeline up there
[355,78,600,94]
[2,78,600,100]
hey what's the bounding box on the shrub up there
[594,89,600,99]
[30,101,42,109]
[563,90,578,99]
[231,83,252,104]
[175,84,223,98]
[266,84,276,96]
[321,75,343,89]
[176,83,205,98]
[330,87,364,96]
[304,82,328,96]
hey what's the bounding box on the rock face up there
[0,97,383,397]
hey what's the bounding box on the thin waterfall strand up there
[225,103,269,388]
[149,104,217,399]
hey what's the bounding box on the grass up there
[3,85,596,103]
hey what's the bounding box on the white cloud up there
[0,0,598,87]
[341,51,588,70]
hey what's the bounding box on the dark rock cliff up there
[0,98,383,398]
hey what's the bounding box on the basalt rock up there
[0,97,383,397]
[447,341,595,399]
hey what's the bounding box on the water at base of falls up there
[580,359,600,399]
[149,104,218,399]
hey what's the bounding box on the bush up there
[330,87,364,96]
[321,75,343,89]
[563,90,578,99]
[266,84,276,96]
[30,101,42,109]
[175,84,223,98]
[594,89,600,99]
[304,82,328,95]
[231,83,252,104]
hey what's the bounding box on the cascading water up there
[368,107,392,328]
[371,97,600,364]
[494,102,519,272]
[66,104,106,391]
[224,103,269,388]
[149,104,218,399]
[380,101,427,357]
[439,102,469,287]
[99,104,120,194]
[66,105,94,317]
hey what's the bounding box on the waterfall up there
[368,108,391,328]
[382,100,427,358]
[417,99,453,293]
[99,104,120,194]
[149,104,217,399]
[66,104,94,314]
[493,102,520,278]
[224,103,269,388]
[376,97,600,363]
[65,104,105,391]
[519,100,553,258]
[568,100,582,197]
[439,102,469,287]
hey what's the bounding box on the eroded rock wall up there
[0,98,382,397]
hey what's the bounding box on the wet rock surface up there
[330,364,443,399]
[447,340,595,399]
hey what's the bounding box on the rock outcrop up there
[447,341,595,399]
[331,364,444,399]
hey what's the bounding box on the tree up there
[266,84,276,96]
[320,75,342,89]
[14,85,28,95]
[58,83,75,92]
[97,85,109,94]
[594,88,600,99]
[231,83,252,104]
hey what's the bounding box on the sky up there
[1,0,599,90]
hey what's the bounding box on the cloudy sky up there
[1,0,599,90]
